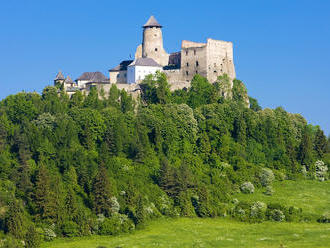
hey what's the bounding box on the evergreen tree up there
[92,164,112,216]
[34,162,56,220]
[298,127,313,166]
[314,128,327,158]
[5,200,27,239]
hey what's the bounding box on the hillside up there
[0,73,329,247]
[42,180,330,248]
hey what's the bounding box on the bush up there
[61,221,80,237]
[240,182,254,194]
[259,168,275,186]
[263,185,274,196]
[98,214,134,235]
[270,209,285,222]
[317,212,330,223]
[41,224,56,241]
[250,201,267,222]
[315,160,328,181]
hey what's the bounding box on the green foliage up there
[0,74,328,247]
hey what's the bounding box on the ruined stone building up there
[54,16,236,94]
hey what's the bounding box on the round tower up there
[142,16,169,66]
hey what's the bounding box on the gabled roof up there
[143,16,162,28]
[109,60,134,72]
[77,72,107,82]
[128,57,162,67]
[55,71,65,81]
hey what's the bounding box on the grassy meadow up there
[42,180,330,248]
[42,218,329,248]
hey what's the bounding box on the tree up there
[249,97,262,111]
[92,165,112,216]
[34,162,56,220]
[158,157,176,197]
[298,126,313,166]
[5,200,27,239]
[187,74,213,108]
[108,84,120,109]
[120,89,134,113]
[314,128,327,158]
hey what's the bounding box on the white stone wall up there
[127,65,162,84]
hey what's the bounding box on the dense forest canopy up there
[0,73,329,247]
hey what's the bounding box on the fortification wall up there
[109,70,127,84]
[180,41,208,82]
[206,38,236,83]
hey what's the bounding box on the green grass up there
[234,180,330,216]
[42,180,330,248]
[42,218,329,248]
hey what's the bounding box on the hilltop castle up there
[54,16,236,95]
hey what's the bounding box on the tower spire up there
[143,16,162,28]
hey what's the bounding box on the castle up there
[54,16,236,95]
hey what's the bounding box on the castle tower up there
[54,71,65,86]
[142,16,169,66]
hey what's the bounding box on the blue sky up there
[0,0,329,135]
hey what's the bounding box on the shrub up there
[264,185,274,196]
[315,160,328,181]
[41,224,56,241]
[270,209,285,222]
[61,221,80,237]
[250,201,267,222]
[98,214,134,235]
[259,168,275,186]
[240,182,254,194]
[110,197,120,215]
[317,212,330,223]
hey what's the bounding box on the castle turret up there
[54,71,65,86]
[142,16,169,66]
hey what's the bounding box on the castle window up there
[186,62,189,67]
[117,74,120,78]
[214,70,217,73]
[196,70,198,74]
[196,61,199,67]
[155,48,158,52]
[186,50,188,56]
[194,50,196,55]
[186,71,189,76]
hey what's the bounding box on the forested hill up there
[0,73,329,247]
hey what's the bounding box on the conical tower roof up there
[55,71,65,80]
[143,16,162,28]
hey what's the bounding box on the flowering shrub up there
[270,209,285,222]
[240,182,255,194]
[315,160,328,181]
[259,168,275,187]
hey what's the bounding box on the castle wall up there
[109,70,127,84]
[180,42,208,82]
[206,38,236,83]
